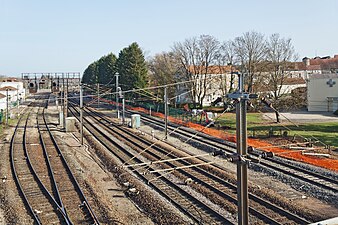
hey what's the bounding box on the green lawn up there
[216,113,338,147]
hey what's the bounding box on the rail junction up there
[1,89,337,224]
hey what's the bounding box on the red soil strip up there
[130,106,338,172]
[94,98,338,172]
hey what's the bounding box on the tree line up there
[82,42,148,92]
[83,31,298,111]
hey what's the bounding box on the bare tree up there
[197,35,220,106]
[265,33,297,122]
[217,40,237,96]
[173,35,219,107]
[233,31,266,92]
[148,51,179,102]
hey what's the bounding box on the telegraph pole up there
[227,72,256,225]
[6,89,9,126]
[97,82,99,108]
[236,72,248,225]
[63,74,68,128]
[62,73,66,128]
[66,73,69,117]
[164,86,168,140]
[115,73,119,118]
[80,84,83,145]
[16,85,19,117]
[122,98,125,125]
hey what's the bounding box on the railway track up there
[69,101,311,224]
[68,103,235,224]
[10,94,99,225]
[11,99,69,224]
[127,109,338,194]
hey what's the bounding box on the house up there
[0,93,6,111]
[0,86,19,109]
[175,65,238,107]
[307,73,338,112]
[0,77,26,102]
[290,55,338,79]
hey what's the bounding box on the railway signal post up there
[62,73,66,128]
[115,73,120,118]
[227,72,257,225]
[97,83,99,108]
[164,86,168,139]
[122,98,125,125]
[6,88,9,126]
[80,83,84,145]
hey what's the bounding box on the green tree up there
[82,61,98,84]
[82,53,117,85]
[97,53,117,84]
[116,42,148,91]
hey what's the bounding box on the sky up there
[1,0,338,77]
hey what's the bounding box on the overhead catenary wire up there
[118,75,228,168]
[122,153,211,168]
[56,73,227,101]
[146,158,228,183]
[119,106,230,177]
[126,107,233,182]
[145,159,225,175]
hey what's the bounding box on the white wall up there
[279,83,306,95]
[307,74,338,111]
[0,98,6,111]
[0,81,26,103]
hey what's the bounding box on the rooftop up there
[0,86,18,91]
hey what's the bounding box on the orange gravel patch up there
[130,106,338,172]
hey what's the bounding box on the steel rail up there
[86,106,310,225]
[68,104,234,225]
[42,98,100,225]
[130,110,338,193]
[10,100,69,224]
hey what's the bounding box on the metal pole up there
[17,85,19,117]
[62,73,66,128]
[122,98,125,125]
[80,84,83,145]
[66,73,69,117]
[236,73,249,225]
[79,73,81,94]
[164,87,168,140]
[97,83,99,108]
[6,89,9,126]
[115,73,119,118]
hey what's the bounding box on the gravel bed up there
[270,155,338,180]
[0,121,34,224]
[81,120,192,225]
[248,162,338,207]
[143,119,338,206]
[133,118,337,222]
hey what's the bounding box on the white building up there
[0,93,6,112]
[290,55,338,79]
[175,66,238,107]
[278,78,306,95]
[307,74,338,112]
[0,77,26,110]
